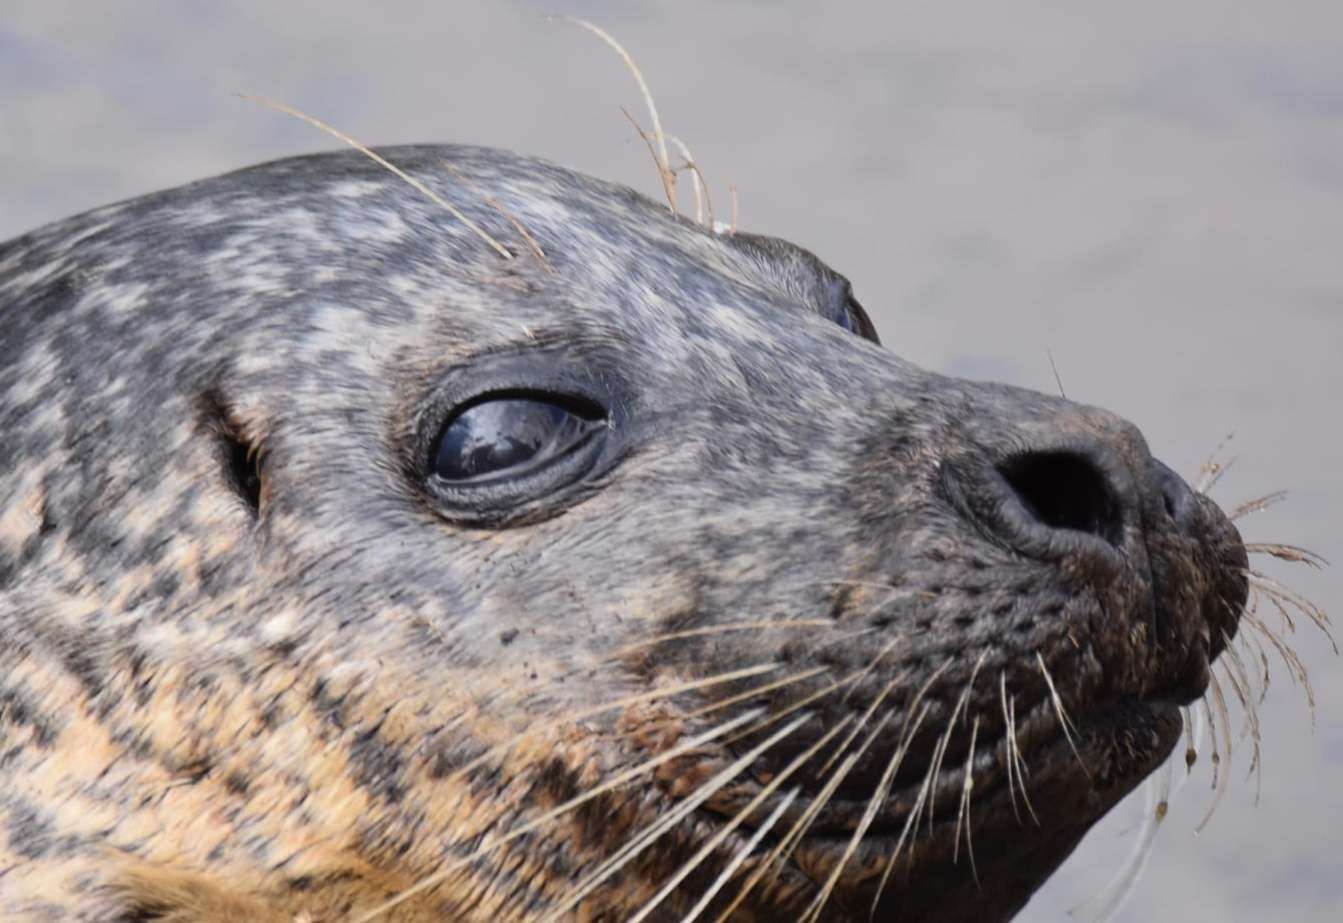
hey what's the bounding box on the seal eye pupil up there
[433,395,602,483]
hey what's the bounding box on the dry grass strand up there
[238,95,514,259]
[556,16,677,211]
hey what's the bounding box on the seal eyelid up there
[840,289,881,345]
[817,273,881,345]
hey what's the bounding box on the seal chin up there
[689,693,1184,921]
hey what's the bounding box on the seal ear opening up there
[199,390,264,518]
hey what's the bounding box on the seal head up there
[0,146,1247,921]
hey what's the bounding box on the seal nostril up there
[998,452,1122,546]
[1152,459,1196,530]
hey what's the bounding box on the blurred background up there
[3,2,1339,919]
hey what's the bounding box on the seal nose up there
[1152,458,1197,531]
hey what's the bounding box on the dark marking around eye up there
[432,394,604,483]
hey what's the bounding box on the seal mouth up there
[685,692,1183,918]
[700,691,1181,843]
[659,477,1252,918]
[701,597,1220,839]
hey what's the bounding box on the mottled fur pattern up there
[0,147,1247,920]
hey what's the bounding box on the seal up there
[0,144,1250,921]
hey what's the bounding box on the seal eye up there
[819,276,881,344]
[432,394,604,484]
[418,367,622,528]
[838,292,881,345]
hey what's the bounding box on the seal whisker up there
[349,706,769,922]
[1045,348,1068,399]
[998,673,1022,822]
[803,699,937,923]
[808,624,882,654]
[1228,490,1289,521]
[1195,432,1236,490]
[614,619,835,656]
[677,788,801,923]
[1244,541,1328,568]
[1218,639,1265,802]
[1259,583,1299,635]
[685,665,830,719]
[1196,671,1235,832]
[722,667,874,751]
[870,716,943,917]
[1219,630,1262,741]
[1219,629,1258,713]
[839,634,903,705]
[921,651,988,835]
[1000,676,1040,825]
[676,158,715,227]
[445,663,781,785]
[1200,696,1223,798]
[1036,652,1090,779]
[620,106,680,212]
[796,710,903,923]
[714,692,913,922]
[918,704,961,839]
[237,95,515,259]
[1245,569,1336,652]
[1071,731,1182,923]
[1010,693,1036,819]
[952,714,983,883]
[813,666,913,778]
[1234,612,1274,704]
[1009,693,1036,816]
[627,718,851,922]
[1194,452,1236,495]
[537,713,813,921]
[1243,608,1316,717]
[710,769,854,921]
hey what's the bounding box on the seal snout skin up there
[715,376,1249,920]
[0,145,1253,922]
[942,405,1248,705]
